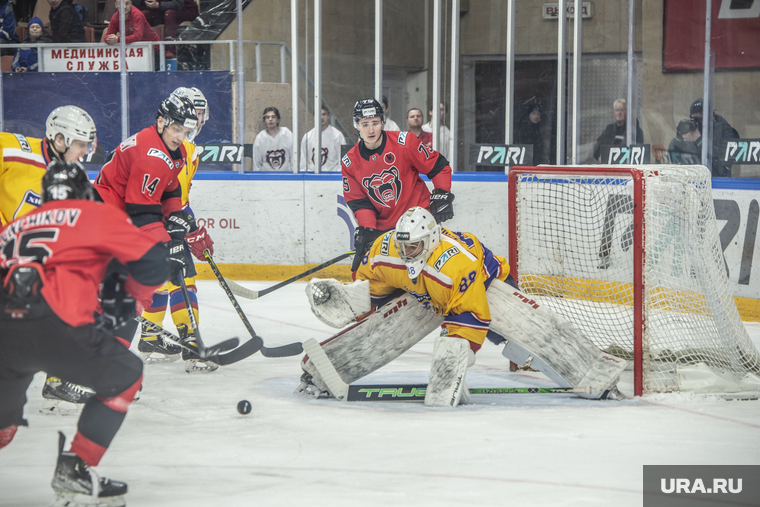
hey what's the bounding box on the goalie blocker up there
[300,278,627,404]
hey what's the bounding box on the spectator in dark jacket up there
[593,98,644,162]
[514,102,546,165]
[668,118,703,166]
[689,98,740,177]
[0,0,20,56]
[11,17,51,72]
[140,0,199,57]
[48,0,86,43]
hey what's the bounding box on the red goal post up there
[508,165,760,398]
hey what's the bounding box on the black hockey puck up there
[237,400,252,415]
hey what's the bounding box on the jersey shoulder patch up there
[13,134,32,153]
[119,134,138,152]
[147,147,174,170]
[342,153,351,168]
[433,245,460,272]
[397,132,407,146]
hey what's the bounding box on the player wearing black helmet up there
[0,160,170,506]
[94,94,197,314]
[342,98,455,272]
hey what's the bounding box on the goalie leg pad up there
[424,336,474,407]
[302,293,444,391]
[486,279,628,399]
[306,278,372,328]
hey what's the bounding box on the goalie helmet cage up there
[508,165,760,397]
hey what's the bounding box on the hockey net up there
[508,165,760,396]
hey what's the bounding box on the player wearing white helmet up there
[0,105,97,225]
[0,105,98,411]
[137,87,216,372]
[300,207,627,406]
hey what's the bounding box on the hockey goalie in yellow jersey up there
[299,207,628,407]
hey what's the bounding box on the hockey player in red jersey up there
[0,161,171,505]
[342,98,455,271]
[94,93,198,251]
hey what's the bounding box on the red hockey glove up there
[186,225,214,261]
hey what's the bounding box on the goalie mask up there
[352,98,384,129]
[394,207,441,279]
[41,160,94,203]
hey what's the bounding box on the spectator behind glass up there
[252,106,294,171]
[667,119,703,166]
[105,0,160,45]
[689,98,740,177]
[382,96,400,132]
[48,0,86,43]
[299,105,346,172]
[593,98,644,162]
[514,102,546,164]
[0,0,20,56]
[406,108,432,148]
[140,0,199,58]
[422,102,451,159]
[11,17,50,72]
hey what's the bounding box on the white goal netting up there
[511,165,760,394]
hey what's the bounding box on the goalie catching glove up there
[306,278,372,328]
[429,189,455,223]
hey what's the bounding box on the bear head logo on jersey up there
[362,167,402,208]
[266,149,286,170]
[311,147,329,167]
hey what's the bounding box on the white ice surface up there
[1,280,759,506]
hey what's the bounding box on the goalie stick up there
[301,339,591,402]
[346,384,591,401]
[224,251,355,301]
[136,316,260,365]
[204,251,303,357]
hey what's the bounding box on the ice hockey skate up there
[40,378,95,416]
[178,324,219,373]
[51,432,127,507]
[137,324,181,364]
[293,372,331,399]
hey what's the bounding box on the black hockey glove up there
[430,189,455,223]
[98,271,136,330]
[165,210,196,241]
[351,226,383,272]
[165,239,188,285]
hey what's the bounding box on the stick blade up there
[260,342,304,358]
[210,336,264,366]
[224,278,260,300]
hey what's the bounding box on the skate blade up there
[51,492,126,507]
[39,400,83,416]
[139,351,181,364]
[184,360,219,374]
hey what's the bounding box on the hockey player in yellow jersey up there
[355,208,510,351]
[301,207,627,407]
[0,105,97,226]
[138,87,217,373]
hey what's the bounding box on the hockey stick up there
[136,316,259,365]
[347,384,591,402]
[176,275,242,359]
[204,251,303,358]
[224,250,355,301]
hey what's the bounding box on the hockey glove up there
[351,226,383,272]
[430,189,455,223]
[165,210,195,241]
[186,225,214,261]
[98,271,136,330]
[165,239,188,285]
